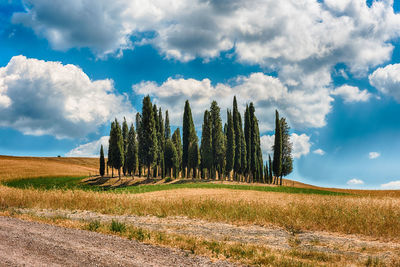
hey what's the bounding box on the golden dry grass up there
[1,186,400,241]
[0,155,99,181]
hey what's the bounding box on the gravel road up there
[0,216,235,267]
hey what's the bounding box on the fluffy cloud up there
[381,180,400,189]
[260,133,310,159]
[133,73,333,131]
[313,149,325,155]
[0,55,134,138]
[369,64,400,102]
[347,178,364,185]
[369,152,380,159]
[331,85,371,103]
[12,0,400,94]
[66,136,109,157]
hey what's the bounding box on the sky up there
[1,0,400,189]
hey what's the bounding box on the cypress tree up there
[240,129,247,182]
[280,117,293,185]
[210,101,225,179]
[264,160,268,183]
[141,96,158,179]
[273,110,282,184]
[108,121,116,178]
[110,119,124,179]
[200,110,212,179]
[165,110,171,140]
[126,124,137,176]
[99,144,105,177]
[249,103,257,182]
[253,117,263,183]
[225,109,235,179]
[232,96,242,181]
[244,105,251,182]
[164,139,177,178]
[136,112,143,177]
[152,105,159,177]
[172,128,182,177]
[182,100,196,178]
[122,117,129,176]
[158,107,165,177]
[268,155,273,184]
[188,141,200,178]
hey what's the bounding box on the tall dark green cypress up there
[253,117,263,183]
[158,107,165,177]
[111,119,124,179]
[225,109,235,179]
[136,112,143,177]
[244,105,251,182]
[249,103,257,182]
[200,110,213,179]
[182,100,196,177]
[188,141,199,178]
[141,96,158,179]
[232,96,242,181]
[164,139,178,178]
[165,110,171,140]
[126,124,137,176]
[99,144,105,177]
[122,117,129,176]
[152,105,159,177]
[172,128,182,177]
[108,121,116,177]
[280,117,293,185]
[210,101,225,179]
[273,110,282,184]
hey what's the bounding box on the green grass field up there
[2,176,347,196]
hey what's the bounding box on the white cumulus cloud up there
[133,73,333,131]
[331,85,371,103]
[260,133,310,160]
[369,152,380,159]
[347,178,364,185]
[66,136,109,157]
[0,55,134,139]
[369,63,400,102]
[381,180,400,189]
[313,149,325,155]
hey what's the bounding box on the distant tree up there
[157,107,165,177]
[99,145,105,177]
[188,141,200,178]
[253,117,263,182]
[240,129,247,182]
[225,109,235,179]
[182,100,196,177]
[172,128,182,176]
[273,110,282,184]
[152,105,159,177]
[141,96,158,179]
[200,110,213,179]
[280,117,293,185]
[268,155,273,184]
[165,110,171,140]
[264,160,268,183]
[164,139,178,178]
[122,117,129,176]
[126,124,137,176]
[210,101,225,179]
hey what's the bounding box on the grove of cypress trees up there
[273,110,282,184]
[280,117,293,185]
[200,110,212,179]
[165,110,171,140]
[99,144,105,177]
[141,96,158,179]
[225,109,235,179]
[172,128,182,177]
[210,101,225,179]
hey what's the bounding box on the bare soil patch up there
[0,215,234,267]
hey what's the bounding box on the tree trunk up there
[111,167,114,178]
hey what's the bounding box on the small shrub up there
[110,220,126,233]
[165,177,172,183]
[87,220,101,231]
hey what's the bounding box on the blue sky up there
[1,0,400,189]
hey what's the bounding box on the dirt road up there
[0,216,234,267]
